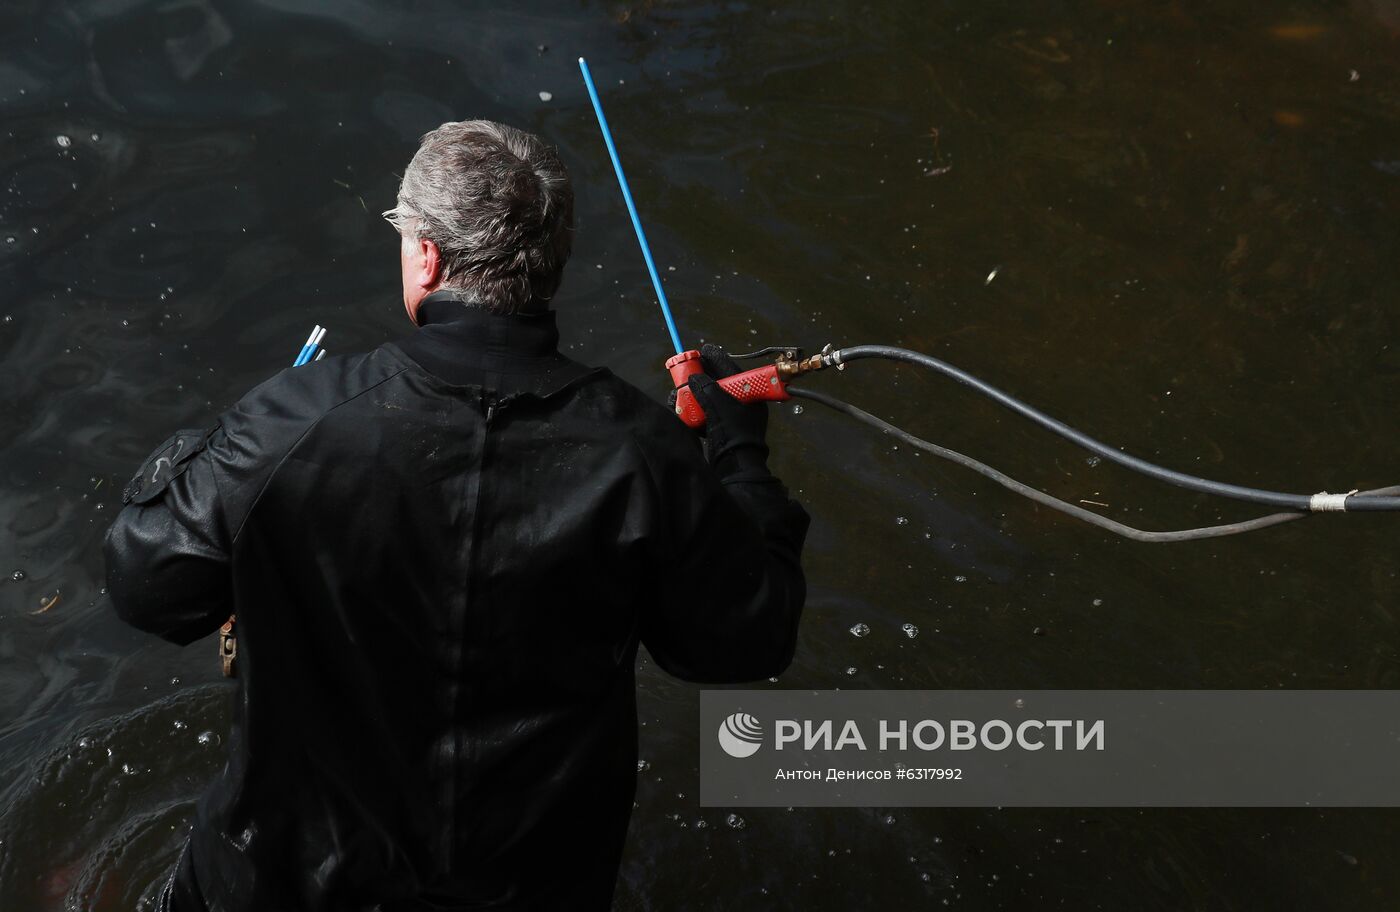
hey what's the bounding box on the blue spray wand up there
[578,57,795,427]
[578,57,684,356]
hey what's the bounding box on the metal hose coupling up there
[746,343,846,382]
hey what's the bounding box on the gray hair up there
[386,120,574,314]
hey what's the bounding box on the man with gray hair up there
[388,120,575,316]
[105,120,809,910]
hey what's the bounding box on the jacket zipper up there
[442,390,508,870]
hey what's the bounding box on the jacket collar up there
[388,290,599,396]
[413,289,560,358]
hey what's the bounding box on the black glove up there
[686,343,770,474]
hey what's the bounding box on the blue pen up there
[292,325,327,366]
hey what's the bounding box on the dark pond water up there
[3,0,1400,909]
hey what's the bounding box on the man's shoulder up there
[225,348,409,423]
[571,370,686,432]
[567,370,707,466]
[212,348,411,458]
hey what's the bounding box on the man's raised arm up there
[640,345,811,683]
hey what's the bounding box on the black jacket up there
[103,294,809,911]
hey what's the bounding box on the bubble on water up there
[77,736,92,749]
[1085,455,1101,467]
[10,569,24,581]
[1092,598,1103,607]
[538,91,553,101]
[791,404,804,415]
[5,237,14,245]
[90,132,101,142]
[920,872,932,882]
[845,666,858,676]
[169,676,181,686]
[953,575,967,583]
[849,623,870,638]
[197,731,220,746]
[2,315,12,323]
[55,134,71,148]
[173,720,187,731]
[636,759,651,772]
[725,813,746,830]
[884,814,897,826]
[121,763,137,776]
[896,516,909,525]
[1014,698,1025,709]
[902,623,919,639]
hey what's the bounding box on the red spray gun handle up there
[665,349,790,428]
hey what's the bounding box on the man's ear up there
[414,237,443,290]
